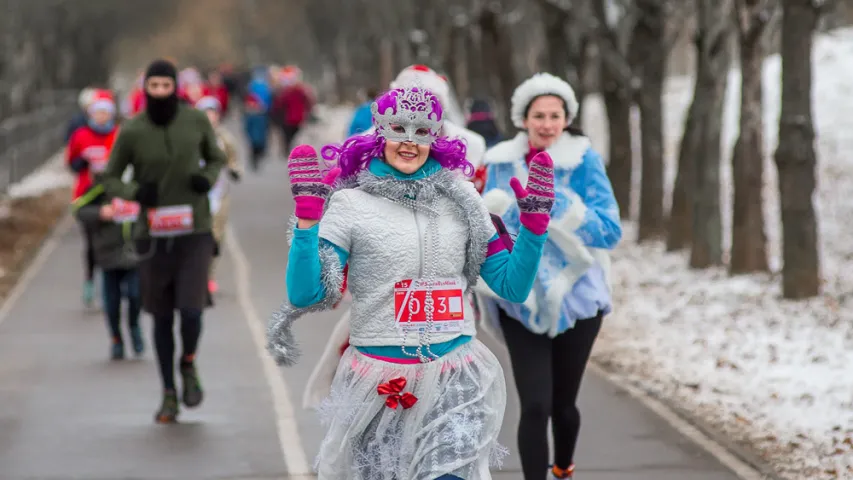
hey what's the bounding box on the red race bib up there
[394,278,465,334]
[82,146,109,173]
[111,198,140,223]
[147,205,194,237]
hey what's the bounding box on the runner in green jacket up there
[101,59,226,424]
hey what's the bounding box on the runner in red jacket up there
[271,81,313,157]
[66,89,119,307]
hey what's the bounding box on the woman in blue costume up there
[476,73,622,480]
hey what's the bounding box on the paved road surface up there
[0,114,744,479]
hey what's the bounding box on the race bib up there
[82,145,109,173]
[111,198,140,223]
[394,278,465,334]
[147,204,193,237]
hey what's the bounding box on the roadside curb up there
[0,209,72,324]
[590,360,785,480]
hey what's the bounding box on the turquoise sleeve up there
[286,224,349,308]
[480,226,547,303]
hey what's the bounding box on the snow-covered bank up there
[5,152,74,201]
[587,27,853,480]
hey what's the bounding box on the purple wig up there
[321,87,473,179]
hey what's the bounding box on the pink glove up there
[288,145,341,220]
[510,151,555,235]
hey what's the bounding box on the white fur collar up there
[484,132,589,169]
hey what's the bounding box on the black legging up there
[281,124,300,157]
[79,222,96,281]
[498,308,603,480]
[152,308,203,391]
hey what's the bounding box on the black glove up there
[69,157,89,173]
[134,183,158,207]
[189,174,212,194]
[228,169,241,182]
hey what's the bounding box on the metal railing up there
[0,91,79,196]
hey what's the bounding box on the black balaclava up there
[144,59,179,126]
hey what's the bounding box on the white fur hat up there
[510,72,579,129]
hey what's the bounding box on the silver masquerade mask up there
[371,86,443,145]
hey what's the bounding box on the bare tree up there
[773,0,825,298]
[689,0,734,269]
[729,0,778,274]
[477,4,519,133]
[633,0,667,241]
[592,0,637,220]
[536,0,591,118]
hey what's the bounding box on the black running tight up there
[152,308,203,391]
[79,222,96,281]
[498,308,603,480]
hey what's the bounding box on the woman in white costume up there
[269,85,555,479]
[304,65,490,409]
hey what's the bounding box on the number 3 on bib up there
[394,278,465,334]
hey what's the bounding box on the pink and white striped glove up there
[288,145,341,220]
[510,151,555,235]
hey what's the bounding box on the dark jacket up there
[101,104,227,238]
[65,111,88,142]
[73,185,140,270]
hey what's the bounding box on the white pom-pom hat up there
[510,72,579,129]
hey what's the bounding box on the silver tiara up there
[371,83,443,145]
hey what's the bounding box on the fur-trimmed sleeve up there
[268,192,352,367]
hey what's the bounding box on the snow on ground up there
[586,27,853,480]
[5,152,74,200]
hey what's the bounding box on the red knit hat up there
[87,89,116,115]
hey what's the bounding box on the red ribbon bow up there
[377,376,418,410]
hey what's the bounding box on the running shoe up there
[110,338,124,360]
[180,361,204,408]
[551,464,575,479]
[154,390,179,424]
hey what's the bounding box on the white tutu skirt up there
[314,339,508,480]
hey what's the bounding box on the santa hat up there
[510,72,579,128]
[87,89,116,115]
[278,65,303,87]
[195,95,221,112]
[391,65,449,104]
[390,65,465,125]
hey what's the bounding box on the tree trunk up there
[667,69,702,251]
[634,0,667,241]
[569,36,589,122]
[730,0,771,274]
[379,37,394,89]
[774,0,820,298]
[690,0,733,269]
[479,9,517,134]
[538,0,571,79]
[450,23,469,101]
[602,69,633,220]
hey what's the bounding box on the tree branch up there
[590,0,636,89]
